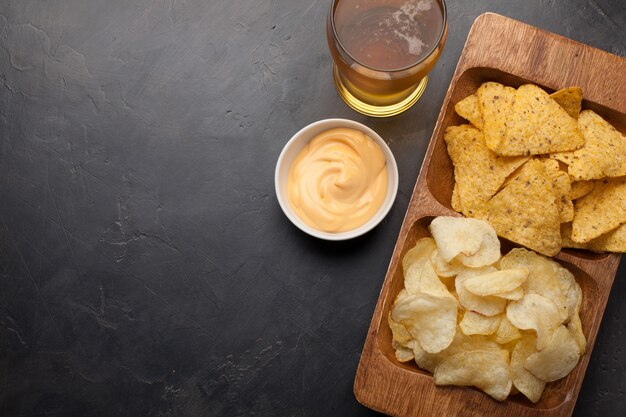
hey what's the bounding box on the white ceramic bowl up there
[275,119,399,240]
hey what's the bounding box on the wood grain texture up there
[354,13,625,417]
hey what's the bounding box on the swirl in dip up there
[287,127,388,232]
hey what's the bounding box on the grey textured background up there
[0,0,624,416]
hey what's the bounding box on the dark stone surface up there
[0,0,624,416]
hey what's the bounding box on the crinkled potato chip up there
[402,238,437,277]
[525,325,581,382]
[511,335,546,403]
[550,87,583,119]
[430,249,466,278]
[391,293,457,353]
[405,259,456,302]
[455,94,484,129]
[456,267,507,316]
[430,216,501,267]
[570,180,595,200]
[478,159,561,256]
[459,311,501,336]
[444,124,528,217]
[571,177,626,243]
[501,248,569,318]
[551,110,626,180]
[496,84,584,156]
[477,82,517,151]
[434,350,512,401]
[495,316,522,344]
[462,268,528,297]
[506,294,563,350]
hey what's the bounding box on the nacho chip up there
[455,94,484,129]
[477,159,561,256]
[444,124,528,216]
[496,84,584,156]
[570,180,595,200]
[540,158,574,223]
[477,82,516,151]
[571,177,626,242]
[451,183,462,212]
[550,87,583,119]
[561,222,626,253]
[551,110,626,180]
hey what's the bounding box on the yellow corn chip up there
[551,110,626,180]
[552,170,574,223]
[444,125,528,217]
[477,82,516,151]
[496,84,584,156]
[562,222,626,253]
[550,87,583,119]
[477,159,561,256]
[570,180,595,200]
[455,94,484,130]
[571,177,626,242]
[451,183,462,212]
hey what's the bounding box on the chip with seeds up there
[444,125,528,217]
[477,159,561,256]
[550,87,583,119]
[496,84,584,156]
[477,82,516,151]
[455,94,484,130]
[570,180,595,200]
[571,177,626,242]
[551,110,626,180]
[561,222,626,253]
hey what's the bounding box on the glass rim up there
[329,0,448,73]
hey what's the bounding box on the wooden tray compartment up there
[354,13,625,417]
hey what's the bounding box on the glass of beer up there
[327,0,448,117]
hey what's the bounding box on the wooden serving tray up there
[354,13,626,417]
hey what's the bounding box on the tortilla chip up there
[551,110,626,180]
[552,170,574,223]
[444,125,528,217]
[496,84,584,156]
[570,181,595,200]
[478,82,517,152]
[550,87,583,119]
[451,183,462,212]
[571,177,626,242]
[562,222,626,253]
[455,94,484,130]
[476,159,561,256]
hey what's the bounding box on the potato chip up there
[570,180,595,200]
[525,325,581,382]
[495,84,584,156]
[456,267,507,316]
[430,249,466,278]
[388,312,412,347]
[412,331,502,373]
[434,350,512,401]
[405,259,456,303]
[402,238,437,277]
[430,216,501,267]
[562,222,626,253]
[551,110,626,180]
[455,94,484,129]
[550,87,583,119]
[391,293,457,353]
[444,124,528,216]
[510,335,545,403]
[494,286,524,301]
[494,316,522,344]
[393,340,416,362]
[477,159,561,256]
[460,311,501,336]
[462,268,528,297]
[500,248,571,320]
[477,82,516,151]
[571,177,626,242]
[506,294,563,350]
